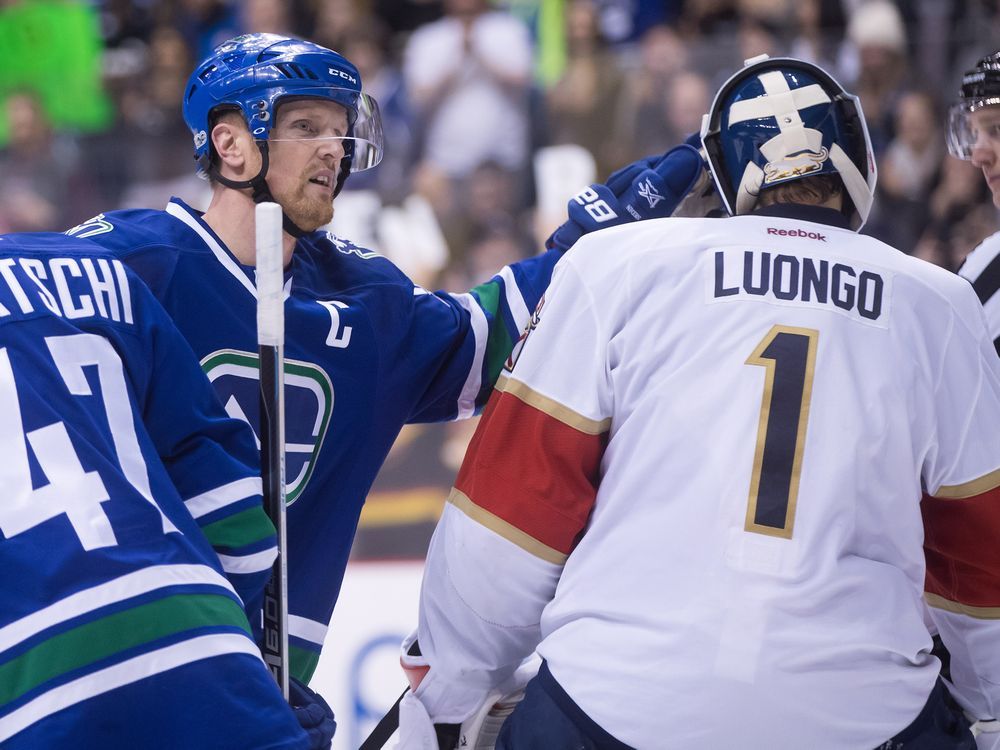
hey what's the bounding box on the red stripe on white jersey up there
[455,388,607,556]
[923,484,1000,610]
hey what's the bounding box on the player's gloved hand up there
[396,690,439,750]
[395,687,525,750]
[397,633,538,750]
[969,717,1000,750]
[289,676,336,750]
[546,135,709,253]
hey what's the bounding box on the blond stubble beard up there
[274,182,335,232]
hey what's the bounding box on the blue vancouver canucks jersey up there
[74,198,562,681]
[0,233,306,748]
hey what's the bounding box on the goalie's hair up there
[757,174,843,210]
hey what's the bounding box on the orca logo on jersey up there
[201,350,333,505]
[505,295,546,372]
[66,214,115,239]
[325,232,380,260]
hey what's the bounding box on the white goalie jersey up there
[414,210,1000,748]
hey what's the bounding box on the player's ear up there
[211,115,257,178]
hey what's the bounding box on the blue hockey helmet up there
[182,33,384,198]
[701,55,876,230]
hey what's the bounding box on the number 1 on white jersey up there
[744,325,819,539]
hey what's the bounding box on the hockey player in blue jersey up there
[0,232,318,749]
[71,32,706,685]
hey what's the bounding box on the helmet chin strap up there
[209,142,310,239]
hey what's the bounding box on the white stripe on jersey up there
[288,614,328,646]
[184,476,263,519]
[0,564,235,655]
[217,547,278,575]
[499,266,532,332]
[451,292,489,420]
[165,201,292,301]
[0,633,262,743]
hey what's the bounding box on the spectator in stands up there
[545,0,624,178]
[0,91,92,232]
[403,0,534,191]
[867,89,944,254]
[610,23,689,165]
[841,0,909,154]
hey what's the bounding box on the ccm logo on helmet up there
[328,68,357,84]
[767,227,827,242]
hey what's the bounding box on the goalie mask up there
[701,55,876,230]
[183,33,384,200]
[946,51,1000,160]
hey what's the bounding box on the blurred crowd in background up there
[2,0,999,554]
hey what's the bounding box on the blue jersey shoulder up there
[66,207,176,253]
[68,205,205,298]
[296,229,413,292]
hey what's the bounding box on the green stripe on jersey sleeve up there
[290,644,320,684]
[200,506,276,548]
[471,280,515,390]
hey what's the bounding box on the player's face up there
[266,99,349,230]
[969,106,1000,208]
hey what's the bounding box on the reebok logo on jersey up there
[767,227,827,241]
[637,179,663,210]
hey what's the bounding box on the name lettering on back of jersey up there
[0,256,135,325]
[709,248,890,326]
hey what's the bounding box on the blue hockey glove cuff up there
[289,676,337,750]
[546,142,705,253]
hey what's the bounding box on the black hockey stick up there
[358,687,408,750]
[256,202,290,700]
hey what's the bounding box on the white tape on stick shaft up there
[256,202,285,346]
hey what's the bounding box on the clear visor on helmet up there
[259,89,384,172]
[946,100,1000,160]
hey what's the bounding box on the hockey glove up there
[398,633,538,750]
[395,684,526,750]
[546,136,709,254]
[969,716,1000,750]
[289,676,337,750]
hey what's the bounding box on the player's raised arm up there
[402,142,709,425]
